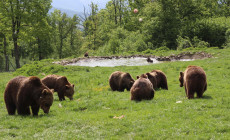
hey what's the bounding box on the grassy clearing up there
[0,48,230,139]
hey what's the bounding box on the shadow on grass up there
[201,95,213,99]
[192,95,212,100]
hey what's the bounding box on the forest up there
[1,0,230,71]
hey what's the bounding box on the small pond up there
[66,57,194,67]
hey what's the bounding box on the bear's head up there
[124,73,135,91]
[39,89,54,114]
[64,84,75,100]
[137,74,148,79]
[179,72,184,87]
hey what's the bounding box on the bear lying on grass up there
[130,74,155,101]
[146,70,168,90]
[4,76,54,116]
[109,71,135,92]
[42,75,75,101]
[179,65,207,99]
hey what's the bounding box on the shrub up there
[108,38,120,54]
[135,38,148,52]
[192,36,210,48]
[176,36,193,50]
[14,59,64,76]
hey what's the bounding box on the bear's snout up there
[43,109,50,114]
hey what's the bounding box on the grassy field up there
[0,47,230,139]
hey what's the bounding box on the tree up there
[82,2,100,50]
[51,10,79,59]
[30,0,52,60]
[0,0,52,68]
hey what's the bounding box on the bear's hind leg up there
[5,97,16,115]
[186,84,194,99]
[187,90,195,99]
[197,89,204,98]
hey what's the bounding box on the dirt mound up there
[156,52,212,61]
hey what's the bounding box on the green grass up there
[0,48,230,139]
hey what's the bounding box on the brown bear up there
[147,57,153,63]
[145,72,158,90]
[84,52,89,57]
[179,65,207,99]
[41,75,75,101]
[147,70,168,90]
[130,74,155,101]
[4,76,54,116]
[109,71,135,92]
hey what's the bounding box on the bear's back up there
[4,76,27,103]
[42,75,60,89]
[132,78,153,90]
[184,66,206,81]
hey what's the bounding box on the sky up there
[51,0,110,13]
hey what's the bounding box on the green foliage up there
[13,60,65,76]
[108,38,120,54]
[192,36,210,48]
[192,18,227,48]
[2,0,230,71]
[176,36,193,50]
[177,36,210,50]
[223,28,230,48]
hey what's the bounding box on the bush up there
[191,18,227,48]
[135,38,148,52]
[155,46,170,52]
[13,59,64,76]
[192,36,210,48]
[176,36,193,50]
[108,38,120,54]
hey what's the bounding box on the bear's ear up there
[50,89,54,93]
[146,73,151,77]
[136,76,139,79]
[72,84,74,88]
[125,73,132,78]
[42,89,48,95]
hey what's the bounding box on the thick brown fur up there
[42,75,75,101]
[145,72,158,90]
[131,74,154,101]
[4,76,54,116]
[147,70,168,90]
[109,71,135,92]
[179,65,207,99]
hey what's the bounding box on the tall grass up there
[0,48,229,139]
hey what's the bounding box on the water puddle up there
[66,57,194,67]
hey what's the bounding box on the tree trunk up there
[119,0,122,26]
[13,36,20,68]
[37,37,42,60]
[113,0,118,25]
[59,39,63,59]
[3,35,9,71]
